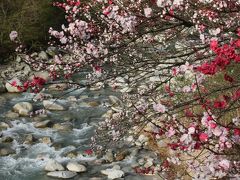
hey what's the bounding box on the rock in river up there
[0,147,15,156]
[13,102,33,116]
[101,166,125,179]
[47,171,77,179]
[53,123,73,131]
[34,120,52,128]
[43,100,65,111]
[66,162,87,173]
[45,160,64,171]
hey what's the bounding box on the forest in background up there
[0,0,65,62]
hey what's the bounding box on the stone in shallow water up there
[34,120,52,128]
[47,171,77,179]
[33,93,52,101]
[45,160,64,171]
[0,148,15,156]
[66,96,77,102]
[13,102,33,116]
[39,137,52,145]
[101,167,125,179]
[115,150,129,161]
[48,83,68,91]
[0,122,10,129]
[1,136,14,143]
[53,123,73,131]
[43,100,65,111]
[88,101,100,107]
[66,162,87,172]
[104,149,114,163]
[5,111,19,119]
[24,134,34,144]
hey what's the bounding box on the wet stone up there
[34,120,52,128]
[13,102,33,116]
[53,123,73,131]
[47,171,77,179]
[5,111,19,119]
[43,100,66,111]
[24,134,34,144]
[39,137,52,145]
[48,83,68,91]
[45,160,64,172]
[0,147,15,156]
[0,122,10,129]
[66,162,87,172]
[1,136,14,143]
[88,101,100,107]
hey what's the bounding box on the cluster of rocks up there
[45,160,87,179]
[8,100,67,118]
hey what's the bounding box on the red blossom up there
[84,149,93,155]
[233,89,240,100]
[199,133,208,142]
[213,100,227,109]
[234,128,240,136]
[210,39,218,51]
[224,74,234,83]
[194,142,201,149]
[197,62,217,75]
[11,80,17,86]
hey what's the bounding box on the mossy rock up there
[0,0,65,62]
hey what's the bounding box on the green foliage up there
[0,0,65,62]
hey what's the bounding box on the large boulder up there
[13,102,33,116]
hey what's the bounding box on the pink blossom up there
[212,127,222,136]
[188,127,195,134]
[153,103,167,113]
[144,8,152,18]
[218,159,230,170]
[209,122,217,129]
[166,127,175,137]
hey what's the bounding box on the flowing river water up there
[0,71,161,180]
[0,72,120,180]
